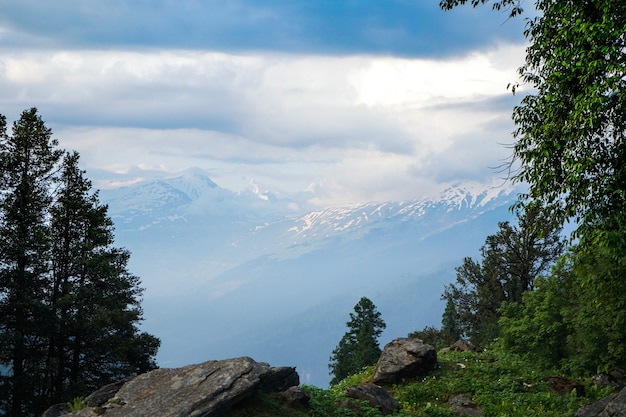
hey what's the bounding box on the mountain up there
[99,168,520,387]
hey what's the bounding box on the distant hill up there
[100,168,520,387]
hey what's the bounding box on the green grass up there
[228,349,613,417]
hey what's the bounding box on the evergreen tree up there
[329,297,385,385]
[0,109,159,416]
[443,206,564,346]
[0,108,63,416]
[47,152,159,401]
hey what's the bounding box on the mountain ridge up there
[98,168,520,387]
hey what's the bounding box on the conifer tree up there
[48,151,159,401]
[329,297,385,385]
[0,108,63,416]
[443,206,564,346]
[0,109,159,416]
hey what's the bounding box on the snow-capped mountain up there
[99,168,520,387]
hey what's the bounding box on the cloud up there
[1,41,526,205]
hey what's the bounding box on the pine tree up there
[0,108,63,416]
[443,205,565,346]
[329,297,386,385]
[48,151,159,401]
[0,109,159,416]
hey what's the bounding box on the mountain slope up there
[100,169,519,386]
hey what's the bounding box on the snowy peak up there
[281,183,517,238]
[162,168,219,200]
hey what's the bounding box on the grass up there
[228,349,614,416]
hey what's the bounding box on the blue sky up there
[0,0,528,207]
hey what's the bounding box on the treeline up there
[415,201,625,376]
[0,109,160,417]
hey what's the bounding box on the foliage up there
[0,109,159,416]
[67,397,84,412]
[443,0,626,238]
[439,0,626,382]
[391,349,612,417]
[498,252,576,372]
[442,205,564,346]
[228,350,612,417]
[407,326,456,350]
[329,297,386,386]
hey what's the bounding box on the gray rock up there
[593,368,626,392]
[259,365,299,392]
[83,376,134,407]
[345,384,399,415]
[40,403,70,417]
[373,338,437,384]
[41,357,299,417]
[575,387,626,417]
[448,394,483,416]
[280,386,311,406]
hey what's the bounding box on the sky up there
[0,0,529,208]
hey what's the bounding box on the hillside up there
[99,169,521,386]
[229,348,615,417]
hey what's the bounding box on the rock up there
[547,375,585,397]
[259,366,299,392]
[575,387,626,417]
[592,368,626,391]
[448,394,483,416]
[83,377,134,407]
[373,338,437,384]
[40,403,70,417]
[280,386,311,407]
[345,384,399,415]
[41,357,299,417]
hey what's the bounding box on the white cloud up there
[0,43,526,205]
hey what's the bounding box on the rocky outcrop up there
[345,384,399,415]
[575,386,626,417]
[42,357,298,417]
[373,338,437,384]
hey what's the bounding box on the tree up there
[0,108,63,416]
[440,0,626,375]
[0,109,159,416]
[407,325,456,350]
[47,151,159,401]
[498,253,577,371]
[329,297,386,385]
[443,205,564,346]
[441,0,626,231]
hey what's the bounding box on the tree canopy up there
[0,109,159,416]
[439,0,626,375]
[443,206,564,346]
[329,297,386,385]
[442,0,626,234]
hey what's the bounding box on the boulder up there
[546,375,585,397]
[280,386,311,407]
[373,338,437,384]
[345,384,399,415]
[42,357,298,417]
[575,386,626,417]
[448,394,483,416]
[592,368,626,392]
[83,377,134,407]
